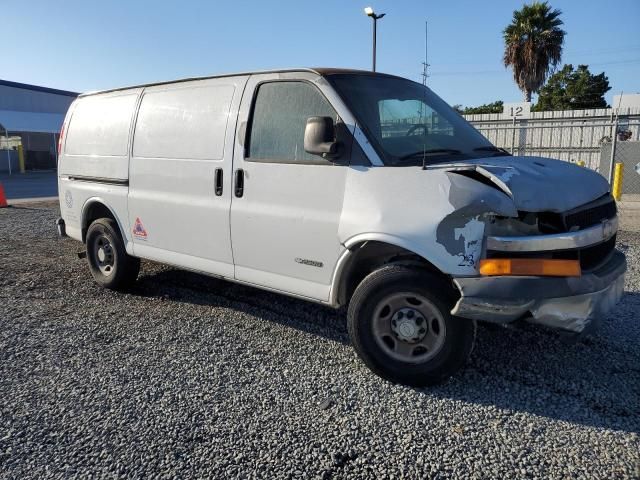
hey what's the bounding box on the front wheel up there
[86,218,140,291]
[347,265,476,387]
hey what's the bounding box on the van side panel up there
[58,89,142,248]
[127,77,248,277]
[132,85,233,160]
[60,90,141,180]
[58,179,130,244]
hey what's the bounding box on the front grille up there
[565,200,617,231]
[537,196,616,233]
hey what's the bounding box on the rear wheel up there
[347,265,476,386]
[86,218,140,291]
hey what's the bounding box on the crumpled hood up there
[436,156,610,212]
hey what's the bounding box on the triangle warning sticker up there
[133,217,148,239]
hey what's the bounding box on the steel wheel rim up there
[93,234,115,276]
[372,292,446,364]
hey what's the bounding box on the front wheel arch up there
[331,239,456,308]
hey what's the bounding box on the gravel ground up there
[1,202,639,479]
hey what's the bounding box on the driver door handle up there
[214,168,223,196]
[234,169,244,198]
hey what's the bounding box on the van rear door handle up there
[214,168,223,196]
[234,169,244,198]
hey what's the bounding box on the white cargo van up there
[57,68,626,386]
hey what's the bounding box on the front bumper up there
[451,249,627,333]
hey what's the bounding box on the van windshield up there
[329,74,503,166]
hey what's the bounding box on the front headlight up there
[485,213,540,237]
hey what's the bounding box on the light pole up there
[364,7,385,72]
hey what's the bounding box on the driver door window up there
[248,81,338,163]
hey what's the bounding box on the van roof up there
[78,68,405,97]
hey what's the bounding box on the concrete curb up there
[8,196,58,205]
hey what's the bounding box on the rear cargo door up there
[128,76,248,277]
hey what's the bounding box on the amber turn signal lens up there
[479,258,581,277]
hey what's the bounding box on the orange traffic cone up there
[0,182,8,208]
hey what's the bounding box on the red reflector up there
[58,123,65,155]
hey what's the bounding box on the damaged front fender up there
[338,166,521,277]
[434,171,519,273]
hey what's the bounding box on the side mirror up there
[304,116,339,157]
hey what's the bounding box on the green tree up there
[534,64,610,111]
[463,101,504,115]
[503,2,565,102]
[452,101,504,115]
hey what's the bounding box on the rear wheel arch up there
[332,240,455,308]
[81,199,122,243]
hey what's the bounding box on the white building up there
[0,79,77,173]
[612,93,640,110]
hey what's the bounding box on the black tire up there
[86,218,140,291]
[347,265,476,387]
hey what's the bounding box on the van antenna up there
[422,21,429,87]
[422,20,429,170]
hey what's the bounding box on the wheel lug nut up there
[397,312,404,319]
[419,328,426,334]
[415,317,423,325]
[407,311,414,319]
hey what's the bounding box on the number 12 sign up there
[502,102,531,119]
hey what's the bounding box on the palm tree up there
[503,2,565,102]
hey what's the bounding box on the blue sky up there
[6,0,640,107]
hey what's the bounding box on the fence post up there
[608,117,618,185]
[510,116,516,154]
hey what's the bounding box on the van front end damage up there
[427,156,626,334]
[453,252,625,333]
[451,219,626,334]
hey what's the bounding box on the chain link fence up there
[599,141,640,199]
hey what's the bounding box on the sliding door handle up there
[214,168,223,196]
[234,169,244,198]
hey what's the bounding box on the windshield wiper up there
[399,148,463,161]
[473,146,510,156]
